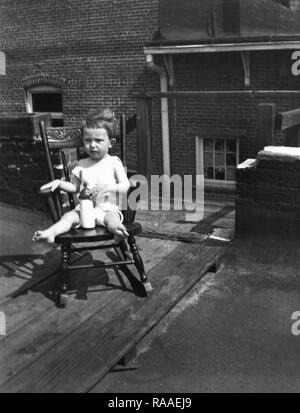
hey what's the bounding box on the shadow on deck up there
[0,201,233,393]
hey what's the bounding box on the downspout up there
[0,52,6,75]
[146,54,170,176]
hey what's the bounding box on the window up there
[203,138,239,182]
[290,0,300,10]
[195,136,239,185]
[25,86,64,126]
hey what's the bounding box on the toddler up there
[32,109,130,243]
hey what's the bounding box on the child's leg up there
[33,210,80,244]
[103,211,129,240]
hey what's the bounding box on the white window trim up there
[195,135,239,191]
[25,85,63,123]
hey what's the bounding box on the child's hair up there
[82,109,118,140]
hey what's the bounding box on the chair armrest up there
[39,187,53,196]
[122,180,141,225]
[127,168,138,179]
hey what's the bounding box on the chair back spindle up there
[40,121,56,181]
[60,150,76,210]
[40,121,63,218]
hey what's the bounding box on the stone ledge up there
[0,113,51,140]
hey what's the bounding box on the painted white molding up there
[0,52,6,75]
[241,51,250,87]
[145,41,300,55]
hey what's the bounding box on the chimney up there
[222,0,241,34]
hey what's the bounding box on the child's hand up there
[89,186,99,203]
[40,180,61,193]
[90,184,115,204]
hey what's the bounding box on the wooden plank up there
[0,202,53,303]
[0,238,178,386]
[0,238,176,386]
[117,345,137,367]
[0,243,224,393]
[0,250,86,303]
[0,284,124,387]
[187,127,247,137]
[133,91,300,99]
[0,238,175,339]
[0,252,91,342]
[256,103,276,153]
[275,107,300,131]
[140,228,207,243]
[136,97,152,178]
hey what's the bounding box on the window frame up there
[195,135,240,190]
[25,85,64,126]
[290,0,300,11]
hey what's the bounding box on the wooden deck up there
[0,201,234,393]
[0,237,225,393]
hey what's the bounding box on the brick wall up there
[166,50,300,176]
[0,0,159,125]
[236,154,300,235]
[0,0,160,210]
[1,1,300,211]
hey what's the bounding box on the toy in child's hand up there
[79,182,96,229]
[40,180,61,193]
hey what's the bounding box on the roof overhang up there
[144,40,300,55]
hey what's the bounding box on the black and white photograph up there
[1,0,300,396]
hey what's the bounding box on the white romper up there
[72,155,129,226]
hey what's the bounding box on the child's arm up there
[40,162,82,194]
[95,158,130,197]
[40,177,80,194]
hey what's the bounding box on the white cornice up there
[144,41,300,54]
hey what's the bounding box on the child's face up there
[82,127,112,160]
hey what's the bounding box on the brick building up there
[1,0,300,209]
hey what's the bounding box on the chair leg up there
[119,238,132,260]
[127,235,152,292]
[59,243,71,306]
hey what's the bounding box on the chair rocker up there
[38,119,151,306]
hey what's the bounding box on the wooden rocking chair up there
[38,117,151,306]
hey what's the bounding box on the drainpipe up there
[0,52,5,76]
[146,54,171,177]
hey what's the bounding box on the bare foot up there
[32,229,56,244]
